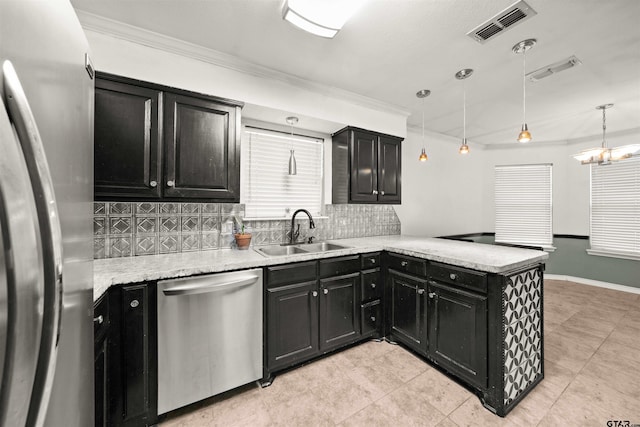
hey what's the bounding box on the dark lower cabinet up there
[319,273,359,351]
[427,280,488,389]
[94,294,109,427]
[388,269,427,353]
[107,282,158,427]
[266,280,319,371]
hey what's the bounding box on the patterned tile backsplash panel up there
[94,202,401,259]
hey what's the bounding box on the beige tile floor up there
[159,280,640,427]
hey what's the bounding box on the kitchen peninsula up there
[94,236,547,423]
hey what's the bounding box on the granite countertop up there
[93,235,549,301]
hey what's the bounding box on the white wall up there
[83,28,408,138]
[480,130,640,236]
[394,128,486,237]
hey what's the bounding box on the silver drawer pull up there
[130,299,139,308]
[449,273,457,280]
[371,283,376,289]
[370,316,376,322]
[369,258,376,264]
[372,190,378,195]
[312,291,318,297]
[401,261,408,267]
[381,191,385,196]
[428,292,437,299]
[166,180,175,187]
[323,288,329,295]
[93,315,104,324]
[417,288,425,295]
[150,180,157,187]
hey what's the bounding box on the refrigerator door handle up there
[3,60,64,427]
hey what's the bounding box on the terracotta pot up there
[234,233,252,250]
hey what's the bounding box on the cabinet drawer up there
[387,253,427,277]
[361,270,382,302]
[267,261,317,287]
[319,255,360,278]
[361,252,381,269]
[361,300,382,336]
[428,262,487,294]
[93,293,109,341]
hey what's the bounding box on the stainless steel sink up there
[255,245,308,257]
[300,242,348,252]
[254,241,350,257]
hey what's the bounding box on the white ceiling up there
[71,0,640,145]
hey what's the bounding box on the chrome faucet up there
[289,209,316,244]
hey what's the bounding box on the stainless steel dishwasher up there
[157,269,263,415]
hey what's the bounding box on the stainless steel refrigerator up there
[0,1,94,425]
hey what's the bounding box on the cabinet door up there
[388,270,427,354]
[164,93,240,200]
[267,281,319,371]
[319,273,359,351]
[94,78,162,199]
[349,130,378,202]
[378,136,401,203]
[427,281,488,389]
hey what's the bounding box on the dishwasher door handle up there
[162,275,259,296]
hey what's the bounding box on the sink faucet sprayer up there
[289,209,315,244]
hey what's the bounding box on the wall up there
[394,127,486,237]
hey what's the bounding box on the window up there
[589,156,640,260]
[241,127,324,219]
[494,164,553,249]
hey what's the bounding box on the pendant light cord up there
[463,79,467,140]
[522,48,527,123]
[602,107,607,149]
[421,97,425,142]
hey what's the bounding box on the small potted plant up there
[234,224,252,250]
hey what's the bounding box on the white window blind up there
[241,127,324,219]
[495,164,553,248]
[589,156,640,259]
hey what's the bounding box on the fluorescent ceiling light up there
[282,0,366,38]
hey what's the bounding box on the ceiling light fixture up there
[572,104,640,165]
[282,0,366,38]
[513,38,536,143]
[286,116,298,175]
[416,89,431,162]
[455,68,473,155]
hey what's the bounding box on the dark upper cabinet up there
[319,272,359,351]
[94,73,242,201]
[388,269,427,353]
[332,126,402,204]
[164,93,240,200]
[426,280,488,389]
[95,78,162,199]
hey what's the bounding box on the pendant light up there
[286,116,298,175]
[416,89,430,161]
[455,68,473,154]
[572,104,640,165]
[513,38,536,143]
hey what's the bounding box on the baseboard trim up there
[545,274,640,295]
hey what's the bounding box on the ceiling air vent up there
[467,0,537,44]
[527,55,582,82]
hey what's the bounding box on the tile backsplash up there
[94,202,401,259]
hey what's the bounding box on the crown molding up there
[76,10,411,118]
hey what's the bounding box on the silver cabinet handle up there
[369,258,376,264]
[372,190,379,195]
[323,288,329,295]
[130,299,140,308]
[417,288,425,295]
[4,60,63,426]
[370,316,376,322]
[428,292,437,299]
[381,191,385,195]
[167,180,175,187]
[401,261,408,267]
[449,273,458,280]
[312,290,318,297]
[93,315,104,324]
[371,283,376,288]
[150,180,157,187]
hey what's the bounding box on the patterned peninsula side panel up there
[502,267,543,406]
